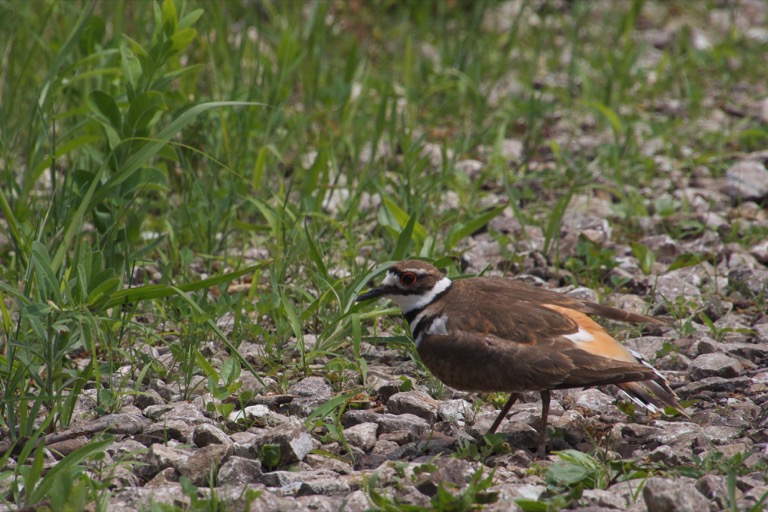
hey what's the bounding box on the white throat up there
[383,275,453,313]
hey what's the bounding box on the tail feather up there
[583,301,667,326]
[617,349,688,417]
[617,380,686,416]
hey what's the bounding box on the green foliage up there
[563,236,618,287]
[365,467,498,512]
[630,242,656,275]
[430,468,499,511]
[518,449,658,510]
[454,433,511,463]
[260,444,281,472]
[0,435,113,510]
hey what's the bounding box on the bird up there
[356,259,685,457]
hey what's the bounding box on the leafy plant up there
[430,467,499,511]
[455,433,511,463]
[260,445,282,472]
[563,236,618,287]
[364,467,498,512]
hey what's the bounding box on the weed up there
[454,433,511,463]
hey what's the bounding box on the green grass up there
[1,0,767,509]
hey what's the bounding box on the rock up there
[549,410,587,447]
[437,399,475,424]
[690,336,719,356]
[304,453,354,475]
[378,430,413,445]
[260,469,339,491]
[343,422,378,452]
[337,489,371,512]
[740,479,768,510]
[624,336,670,362]
[696,474,742,510]
[643,476,709,512]
[721,340,768,365]
[143,420,193,444]
[750,239,768,264]
[288,376,333,400]
[640,234,681,263]
[723,160,768,201]
[286,376,334,415]
[565,286,600,303]
[157,402,211,426]
[295,478,351,497]
[230,431,258,458]
[390,483,432,508]
[566,389,617,415]
[492,482,545,501]
[610,422,706,456]
[44,413,152,446]
[110,484,189,509]
[229,404,289,426]
[581,488,629,509]
[499,422,539,452]
[728,267,768,296]
[689,353,742,380]
[386,391,439,423]
[702,426,742,445]
[149,379,175,401]
[677,376,753,398]
[46,436,90,457]
[386,436,455,461]
[654,274,701,302]
[372,439,400,455]
[655,352,692,372]
[412,458,477,497]
[141,444,191,480]
[249,419,314,466]
[135,389,166,409]
[648,445,691,466]
[343,410,431,437]
[217,456,263,485]
[192,424,232,448]
[648,421,708,450]
[607,293,654,317]
[146,467,178,487]
[109,439,147,460]
[178,443,232,486]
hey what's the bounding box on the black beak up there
[356,286,389,302]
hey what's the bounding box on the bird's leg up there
[488,393,521,434]
[536,390,551,458]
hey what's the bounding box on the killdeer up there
[357,260,684,457]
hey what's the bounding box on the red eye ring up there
[400,272,417,286]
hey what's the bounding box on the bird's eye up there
[400,272,417,286]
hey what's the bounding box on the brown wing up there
[415,279,658,393]
[415,280,682,413]
[417,329,656,393]
[462,277,665,326]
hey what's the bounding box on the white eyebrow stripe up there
[390,276,453,313]
[402,268,430,275]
